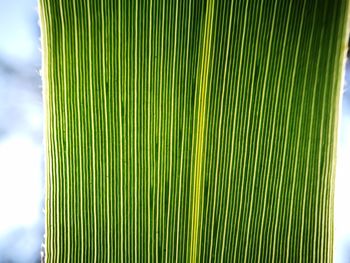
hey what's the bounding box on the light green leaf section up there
[39,0,350,261]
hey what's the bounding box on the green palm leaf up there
[39,0,350,261]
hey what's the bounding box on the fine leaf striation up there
[39,0,350,261]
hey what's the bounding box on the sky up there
[0,0,43,262]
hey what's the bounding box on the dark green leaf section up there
[39,0,349,262]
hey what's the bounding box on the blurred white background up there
[0,0,43,262]
[0,0,348,262]
[335,58,350,263]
